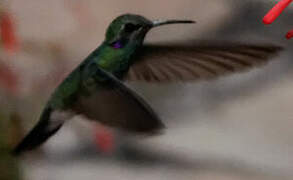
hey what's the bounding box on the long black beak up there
[152,19,195,28]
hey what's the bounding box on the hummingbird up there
[13,14,282,155]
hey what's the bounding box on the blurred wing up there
[126,41,283,82]
[72,68,164,135]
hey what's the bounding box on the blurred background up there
[0,0,293,179]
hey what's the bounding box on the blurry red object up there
[263,0,292,40]
[94,126,114,154]
[0,12,19,54]
[263,0,292,24]
[0,63,18,94]
[286,30,293,39]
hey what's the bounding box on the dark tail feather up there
[12,107,62,155]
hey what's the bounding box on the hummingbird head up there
[105,14,195,49]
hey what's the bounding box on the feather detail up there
[126,41,283,82]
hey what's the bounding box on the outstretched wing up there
[125,41,283,82]
[72,67,164,135]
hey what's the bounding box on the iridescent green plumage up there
[13,14,282,155]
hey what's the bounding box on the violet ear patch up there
[112,41,123,49]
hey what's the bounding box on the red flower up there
[286,30,293,39]
[94,125,115,154]
[263,0,292,39]
[0,12,19,54]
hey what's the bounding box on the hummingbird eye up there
[124,23,141,33]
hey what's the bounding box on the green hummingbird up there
[13,14,282,155]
